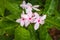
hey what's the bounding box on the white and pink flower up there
[20,1,40,11]
[16,11,26,26]
[33,14,46,30]
[20,1,27,9]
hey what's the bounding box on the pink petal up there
[33,12,39,18]
[33,18,38,23]
[27,3,32,7]
[20,20,24,26]
[26,7,32,14]
[16,19,21,23]
[20,1,26,9]
[34,23,39,30]
[30,18,35,23]
[25,20,30,27]
[41,15,46,20]
[40,20,44,25]
[21,11,28,18]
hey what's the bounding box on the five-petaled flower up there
[33,13,46,30]
[20,1,40,12]
[16,11,27,26]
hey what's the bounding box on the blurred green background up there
[0,0,60,40]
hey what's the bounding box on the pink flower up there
[20,1,40,11]
[34,14,46,30]
[26,3,40,11]
[16,11,27,26]
[20,1,27,9]
[24,12,34,27]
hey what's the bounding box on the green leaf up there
[43,0,58,15]
[0,18,17,35]
[15,26,31,40]
[0,0,5,16]
[6,1,22,20]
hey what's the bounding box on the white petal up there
[33,5,39,8]
[33,8,40,11]
[33,18,38,23]
[20,20,24,26]
[21,11,25,17]
[27,3,32,7]
[21,12,28,18]
[30,18,35,23]
[20,1,26,9]
[41,15,46,20]
[25,20,30,27]
[26,7,32,13]
[27,12,32,17]
[34,23,39,30]
[22,11,24,14]
[16,19,21,23]
[34,12,39,17]
[23,1,26,5]
[40,20,44,25]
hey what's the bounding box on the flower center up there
[38,20,40,22]
[29,18,31,20]
[22,18,25,20]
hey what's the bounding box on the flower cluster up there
[16,1,46,30]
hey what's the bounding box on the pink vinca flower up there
[16,11,27,26]
[34,13,46,30]
[26,3,40,11]
[20,1,27,9]
[24,12,34,27]
[20,1,40,13]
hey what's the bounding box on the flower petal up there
[33,18,38,23]
[21,11,25,17]
[20,1,26,9]
[33,5,39,8]
[16,19,21,23]
[25,20,30,27]
[23,1,26,5]
[26,8,32,14]
[30,18,35,23]
[33,12,39,18]
[20,20,24,26]
[41,15,46,20]
[33,12,40,20]
[21,11,28,18]
[40,20,44,25]
[27,12,33,17]
[33,7,40,11]
[27,3,32,7]
[34,23,39,30]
